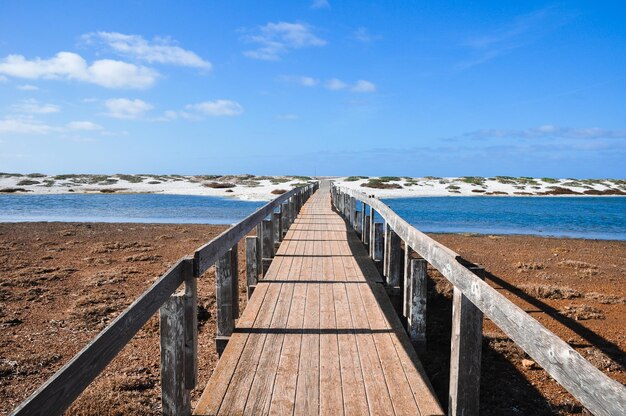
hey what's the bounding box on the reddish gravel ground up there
[0,223,624,415]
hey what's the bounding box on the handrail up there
[332,183,625,416]
[9,182,317,416]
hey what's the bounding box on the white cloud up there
[352,27,381,43]
[325,78,348,90]
[352,80,376,92]
[243,22,326,61]
[185,100,244,116]
[311,0,330,9]
[16,84,39,91]
[0,75,7,82]
[281,75,318,87]
[104,98,154,119]
[0,118,54,134]
[12,99,60,114]
[0,52,158,89]
[277,113,299,120]
[466,125,626,140]
[66,121,103,131]
[83,32,211,69]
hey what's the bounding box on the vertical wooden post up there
[387,230,403,287]
[215,249,234,355]
[369,209,377,258]
[355,210,362,237]
[230,245,239,319]
[182,258,197,389]
[272,211,281,248]
[383,224,391,277]
[449,266,484,416]
[408,258,427,353]
[261,218,274,274]
[289,197,295,225]
[281,202,289,238]
[245,236,258,300]
[403,247,413,317]
[361,202,367,242]
[256,223,263,278]
[364,214,371,246]
[373,222,384,262]
[160,294,190,416]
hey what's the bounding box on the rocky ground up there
[0,223,624,415]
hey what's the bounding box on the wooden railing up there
[9,182,318,416]
[331,183,625,416]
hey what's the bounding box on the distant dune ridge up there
[0,173,625,201]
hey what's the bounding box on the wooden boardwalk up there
[194,182,443,416]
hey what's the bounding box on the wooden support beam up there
[272,211,281,248]
[361,202,367,242]
[383,224,391,277]
[355,210,362,238]
[256,223,263,278]
[280,202,289,238]
[183,259,197,389]
[408,258,428,353]
[261,219,274,274]
[369,209,376,258]
[387,230,403,287]
[245,236,258,300]
[215,249,235,342]
[230,245,239,319]
[373,222,384,262]
[364,214,370,247]
[160,294,190,416]
[449,266,485,416]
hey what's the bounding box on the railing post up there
[245,236,258,299]
[407,257,427,353]
[230,245,239,319]
[449,266,484,416]
[369,209,377,258]
[183,258,197,390]
[256,223,263,278]
[355,210,362,237]
[160,293,190,415]
[383,223,391,277]
[261,218,274,274]
[360,202,367,242]
[387,230,403,287]
[373,222,384,262]
[272,211,281,248]
[215,249,235,356]
[289,197,295,225]
[281,202,289,238]
[364,212,371,247]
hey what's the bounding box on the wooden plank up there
[215,250,235,339]
[10,259,186,416]
[408,258,428,352]
[245,236,258,300]
[335,184,626,416]
[449,267,484,416]
[160,294,190,416]
[183,259,198,389]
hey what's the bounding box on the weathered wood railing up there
[331,183,625,416]
[9,182,318,416]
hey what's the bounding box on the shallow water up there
[382,196,626,241]
[0,194,264,224]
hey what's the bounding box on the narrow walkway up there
[194,183,443,415]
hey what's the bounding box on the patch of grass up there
[270,178,291,184]
[361,179,402,189]
[378,176,401,182]
[147,180,161,184]
[54,174,81,180]
[494,176,517,184]
[271,189,288,195]
[42,180,55,187]
[291,175,312,181]
[116,174,145,183]
[561,181,583,187]
[16,179,40,186]
[26,173,46,178]
[240,180,261,187]
[0,172,24,177]
[345,176,369,181]
[541,177,559,183]
[446,185,461,190]
[203,182,236,189]
[424,176,441,180]
[460,176,485,186]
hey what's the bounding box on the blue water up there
[381,197,626,241]
[0,194,263,224]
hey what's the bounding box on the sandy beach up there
[1,174,624,201]
[0,223,623,415]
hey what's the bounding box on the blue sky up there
[1,1,625,177]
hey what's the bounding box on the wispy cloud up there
[465,125,626,140]
[310,0,330,10]
[277,113,299,120]
[352,80,376,92]
[16,84,39,91]
[459,7,569,69]
[0,118,54,134]
[325,78,348,91]
[103,98,154,119]
[66,121,103,131]
[243,22,326,61]
[324,78,377,92]
[162,100,244,120]
[281,75,319,87]
[11,99,60,114]
[352,27,381,43]
[82,32,211,69]
[0,52,158,89]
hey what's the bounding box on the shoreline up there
[2,174,625,200]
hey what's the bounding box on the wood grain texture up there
[215,250,234,337]
[333,184,626,416]
[245,236,258,300]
